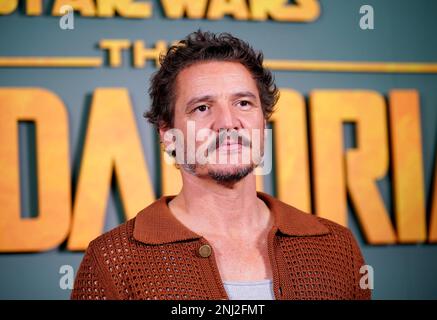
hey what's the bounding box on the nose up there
[211,102,242,132]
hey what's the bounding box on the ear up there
[158,122,171,150]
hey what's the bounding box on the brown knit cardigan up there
[71,192,371,300]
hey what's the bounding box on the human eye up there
[192,104,210,113]
[237,100,253,109]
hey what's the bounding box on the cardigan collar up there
[133,191,330,245]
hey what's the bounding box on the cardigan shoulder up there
[72,207,371,300]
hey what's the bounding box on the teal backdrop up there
[0,0,436,299]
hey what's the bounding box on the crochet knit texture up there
[71,192,371,300]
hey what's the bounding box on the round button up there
[198,244,212,258]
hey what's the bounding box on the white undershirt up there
[223,279,275,300]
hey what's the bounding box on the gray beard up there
[181,163,254,185]
[207,165,254,184]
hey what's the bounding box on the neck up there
[168,170,273,239]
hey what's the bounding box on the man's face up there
[161,60,266,183]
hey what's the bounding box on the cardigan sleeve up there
[71,242,120,300]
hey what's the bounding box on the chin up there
[206,164,254,184]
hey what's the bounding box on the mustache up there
[206,129,252,152]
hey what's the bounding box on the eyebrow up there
[185,95,215,112]
[185,91,258,111]
[232,91,258,101]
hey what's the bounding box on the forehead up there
[175,61,259,102]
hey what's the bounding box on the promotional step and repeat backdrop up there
[0,0,436,299]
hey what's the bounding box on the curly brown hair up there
[144,30,279,129]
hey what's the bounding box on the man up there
[71,30,371,300]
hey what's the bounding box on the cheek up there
[241,111,265,129]
[173,106,185,128]
[173,113,197,134]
